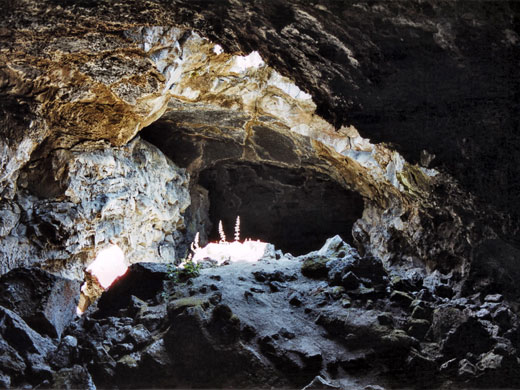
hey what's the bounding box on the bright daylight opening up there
[87,245,128,289]
[229,51,265,73]
[192,240,269,265]
[76,245,128,316]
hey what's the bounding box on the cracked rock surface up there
[2,237,520,389]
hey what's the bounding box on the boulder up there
[315,308,393,351]
[126,324,151,347]
[141,339,172,373]
[390,290,414,308]
[442,317,494,359]
[301,256,329,279]
[458,358,477,379]
[164,302,280,387]
[407,319,430,340]
[0,267,81,339]
[49,335,79,370]
[429,306,468,342]
[52,365,96,390]
[327,254,387,287]
[317,235,355,259]
[341,271,361,290]
[0,306,55,359]
[474,351,520,386]
[86,344,116,387]
[0,306,56,385]
[95,263,168,317]
[0,337,26,379]
[411,304,432,321]
[405,351,438,381]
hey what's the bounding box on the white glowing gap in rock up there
[230,51,265,73]
[192,240,268,265]
[87,245,128,289]
[213,44,224,55]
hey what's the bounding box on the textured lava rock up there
[464,238,520,298]
[3,236,520,389]
[0,267,80,339]
[52,365,95,390]
[1,3,520,388]
[0,138,190,278]
[95,263,169,317]
[0,306,56,385]
[1,0,515,287]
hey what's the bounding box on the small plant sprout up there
[218,220,227,243]
[234,216,241,242]
[165,252,200,285]
[186,218,269,265]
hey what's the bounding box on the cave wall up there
[1,3,520,388]
[172,0,520,230]
[0,138,190,279]
[0,0,517,288]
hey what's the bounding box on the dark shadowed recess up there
[141,118,365,255]
[198,162,364,256]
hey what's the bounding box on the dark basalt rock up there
[52,365,95,390]
[95,263,168,317]
[0,267,81,339]
[0,338,26,380]
[301,256,329,279]
[463,239,520,298]
[0,306,56,386]
[2,235,520,389]
[163,302,280,388]
[0,1,520,387]
[441,317,494,359]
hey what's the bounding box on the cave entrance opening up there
[87,245,128,289]
[196,162,364,256]
[77,244,128,315]
[141,119,366,257]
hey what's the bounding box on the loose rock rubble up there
[1,236,520,389]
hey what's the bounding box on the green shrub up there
[167,258,201,283]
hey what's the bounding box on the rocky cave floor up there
[1,236,520,390]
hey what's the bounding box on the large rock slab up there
[0,267,81,339]
[0,306,55,357]
[95,263,169,317]
[0,306,56,385]
[0,337,26,381]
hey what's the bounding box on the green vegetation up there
[166,258,202,283]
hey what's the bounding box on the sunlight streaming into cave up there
[229,51,265,73]
[192,240,268,265]
[87,245,128,289]
[77,245,129,316]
